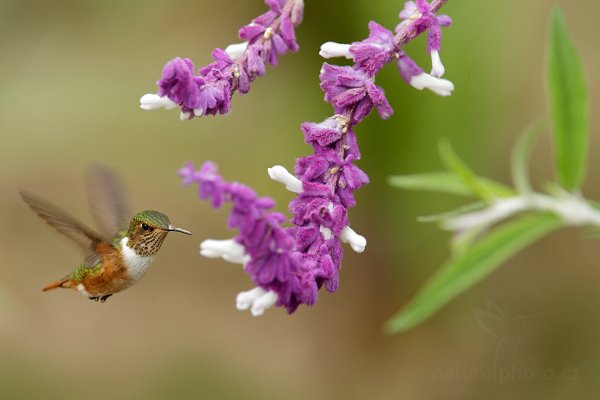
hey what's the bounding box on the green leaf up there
[547,8,589,191]
[511,120,545,195]
[438,140,514,200]
[388,172,514,198]
[384,213,562,334]
[388,172,471,196]
[417,201,486,223]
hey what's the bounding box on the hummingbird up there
[20,165,191,303]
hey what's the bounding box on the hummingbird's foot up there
[100,294,112,303]
[89,296,100,302]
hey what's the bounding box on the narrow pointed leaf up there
[388,172,514,198]
[438,140,513,201]
[511,120,545,195]
[388,172,471,196]
[384,213,562,334]
[417,201,486,223]
[547,8,589,190]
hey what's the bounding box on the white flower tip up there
[319,42,352,59]
[179,111,192,121]
[251,291,278,316]
[224,253,251,264]
[200,239,248,264]
[340,226,367,253]
[236,288,277,316]
[410,73,455,96]
[236,287,263,310]
[193,108,204,117]
[430,50,445,78]
[225,41,249,60]
[140,94,177,110]
[268,165,303,193]
[250,308,265,316]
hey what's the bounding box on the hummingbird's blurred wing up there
[86,165,130,241]
[20,191,103,267]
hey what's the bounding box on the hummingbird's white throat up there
[120,237,155,283]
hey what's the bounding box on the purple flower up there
[397,0,452,77]
[179,161,225,208]
[266,0,285,11]
[397,52,424,84]
[319,63,393,122]
[247,45,266,78]
[398,1,418,20]
[184,156,366,315]
[239,0,300,66]
[254,0,286,27]
[157,58,200,110]
[337,158,370,208]
[398,0,442,37]
[184,161,308,314]
[155,57,233,120]
[199,48,233,76]
[350,21,396,76]
[317,0,453,92]
[180,0,452,317]
[195,75,232,117]
[290,0,303,25]
[280,13,299,52]
[262,31,289,66]
[398,0,452,47]
[301,116,347,147]
[290,196,348,235]
[141,0,304,119]
[238,23,267,43]
[397,52,454,96]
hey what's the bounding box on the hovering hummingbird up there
[20,166,191,303]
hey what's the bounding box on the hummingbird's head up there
[126,210,191,256]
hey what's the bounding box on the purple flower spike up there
[185,157,369,315]
[182,0,451,317]
[318,0,453,95]
[185,161,308,315]
[141,0,304,120]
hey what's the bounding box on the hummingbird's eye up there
[141,223,150,231]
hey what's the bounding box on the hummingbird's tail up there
[42,279,73,292]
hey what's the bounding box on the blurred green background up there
[1,0,600,398]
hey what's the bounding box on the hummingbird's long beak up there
[168,225,192,235]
